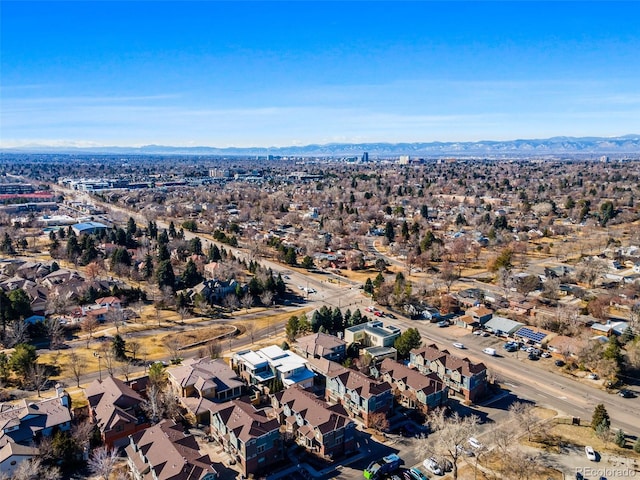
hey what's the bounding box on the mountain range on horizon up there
[3,134,640,157]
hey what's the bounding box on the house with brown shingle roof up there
[167,358,244,425]
[208,398,282,478]
[324,364,393,427]
[85,376,149,448]
[409,344,487,403]
[293,332,347,362]
[125,419,218,480]
[272,385,355,459]
[378,358,448,412]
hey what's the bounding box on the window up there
[257,444,266,454]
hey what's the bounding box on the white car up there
[585,445,596,461]
[541,351,551,358]
[587,373,599,380]
[423,457,443,475]
[468,437,483,450]
[482,347,496,356]
[452,342,465,349]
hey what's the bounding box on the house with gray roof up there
[293,332,347,362]
[483,316,525,336]
[343,320,401,348]
[0,387,71,447]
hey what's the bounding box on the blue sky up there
[2,1,639,148]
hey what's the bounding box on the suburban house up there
[409,344,487,403]
[293,332,347,362]
[272,385,355,459]
[125,419,218,480]
[209,398,282,478]
[343,320,401,348]
[232,345,315,389]
[85,376,149,448]
[324,363,393,427]
[167,358,244,425]
[167,358,244,401]
[0,442,39,478]
[0,387,72,446]
[94,296,122,309]
[378,358,449,412]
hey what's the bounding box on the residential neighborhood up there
[0,155,637,480]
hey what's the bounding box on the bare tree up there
[178,306,190,325]
[509,401,539,442]
[10,457,60,480]
[72,419,96,458]
[128,340,141,361]
[106,309,124,334]
[118,359,134,382]
[259,290,274,308]
[7,319,29,347]
[420,409,480,480]
[67,350,87,388]
[240,292,254,312]
[88,445,118,480]
[45,317,65,350]
[99,344,116,376]
[245,321,256,344]
[165,337,182,364]
[81,317,99,348]
[223,293,239,311]
[28,362,49,397]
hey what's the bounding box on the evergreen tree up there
[127,217,137,235]
[634,437,640,453]
[364,278,374,295]
[181,259,203,288]
[112,334,127,360]
[143,253,154,279]
[168,221,177,238]
[156,260,175,290]
[394,328,422,358]
[301,255,315,269]
[591,404,611,430]
[208,244,221,261]
[385,221,395,243]
[157,243,170,262]
[614,429,625,448]
[0,233,14,254]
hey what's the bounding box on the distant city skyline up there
[2,1,639,148]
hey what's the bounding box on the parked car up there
[618,389,635,398]
[473,330,483,336]
[423,457,442,476]
[528,352,540,361]
[437,320,449,327]
[555,359,565,367]
[456,444,475,457]
[540,351,551,358]
[468,437,483,450]
[406,468,429,480]
[585,445,597,461]
[587,373,599,380]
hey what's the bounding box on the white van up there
[482,347,496,356]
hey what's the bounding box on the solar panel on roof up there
[515,327,547,343]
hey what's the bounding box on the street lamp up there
[93,352,102,381]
